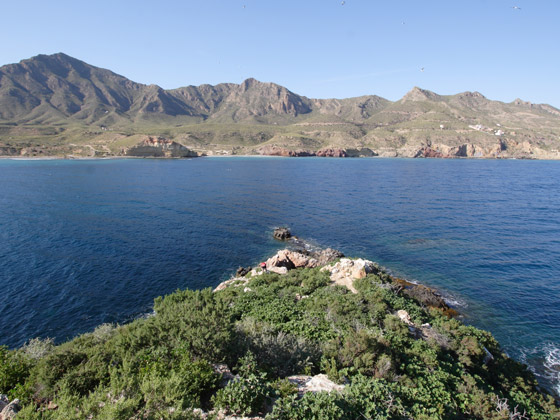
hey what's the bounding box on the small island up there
[1,235,558,419]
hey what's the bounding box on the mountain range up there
[1,53,559,158]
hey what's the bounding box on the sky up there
[2,0,559,107]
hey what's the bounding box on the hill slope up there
[1,53,559,159]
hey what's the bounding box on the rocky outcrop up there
[315,148,347,157]
[345,148,377,157]
[257,146,313,157]
[265,250,318,273]
[125,137,198,157]
[258,146,351,158]
[320,258,378,293]
[314,248,345,266]
[236,267,251,277]
[0,146,21,156]
[273,227,291,240]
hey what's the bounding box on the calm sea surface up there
[0,157,559,395]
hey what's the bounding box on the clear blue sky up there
[2,0,559,107]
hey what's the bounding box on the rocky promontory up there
[1,232,558,419]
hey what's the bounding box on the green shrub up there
[0,346,33,396]
[267,392,350,420]
[212,352,272,416]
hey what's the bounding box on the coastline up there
[2,154,560,161]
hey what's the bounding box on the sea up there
[0,157,559,397]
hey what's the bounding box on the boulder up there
[273,227,291,240]
[268,266,288,275]
[403,284,448,310]
[397,310,413,326]
[287,374,345,395]
[265,249,317,272]
[236,266,250,277]
[266,250,296,270]
[321,258,377,293]
[0,398,20,420]
[313,248,344,266]
[0,395,8,412]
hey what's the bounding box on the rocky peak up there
[459,91,486,99]
[513,98,532,106]
[401,86,442,102]
[240,77,260,91]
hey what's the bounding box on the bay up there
[0,157,558,396]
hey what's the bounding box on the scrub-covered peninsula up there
[1,53,560,159]
[1,236,558,419]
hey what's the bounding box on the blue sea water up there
[0,157,559,396]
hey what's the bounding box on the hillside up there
[1,242,558,419]
[1,53,560,159]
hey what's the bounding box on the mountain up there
[1,53,559,159]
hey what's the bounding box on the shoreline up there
[2,154,560,161]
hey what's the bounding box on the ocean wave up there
[442,294,468,308]
[519,343,560,397]
[543,345,560,395]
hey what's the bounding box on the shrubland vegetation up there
[1,266,558,419]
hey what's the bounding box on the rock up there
[345,148,377,157]
[265,249,318,273]
[0,398,20,420]
[483,346,494,365]
[321,258,376,293]
[350,258,377,279]
[402,283,448,310]
[0,395,9,412]
[397,309,413,325]
[287,374,345,395]
[285,251,317,268]
[258,145,314,157]
[273,227,291,240]
[236,266,250,277]
[212,364,237,387]
[315,148,347,157]
[268,266,288,275]
[313,248,344,266]
[213,277,249,292]
[266,250,296,270]
[125,136,198,158]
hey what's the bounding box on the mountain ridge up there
[1,53,559,159]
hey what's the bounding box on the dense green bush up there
[0,346,32,398]
[212,352,272,416]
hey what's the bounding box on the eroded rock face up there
[315,148,347,157]
[258,145,313,157]
[125,136,198,157]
